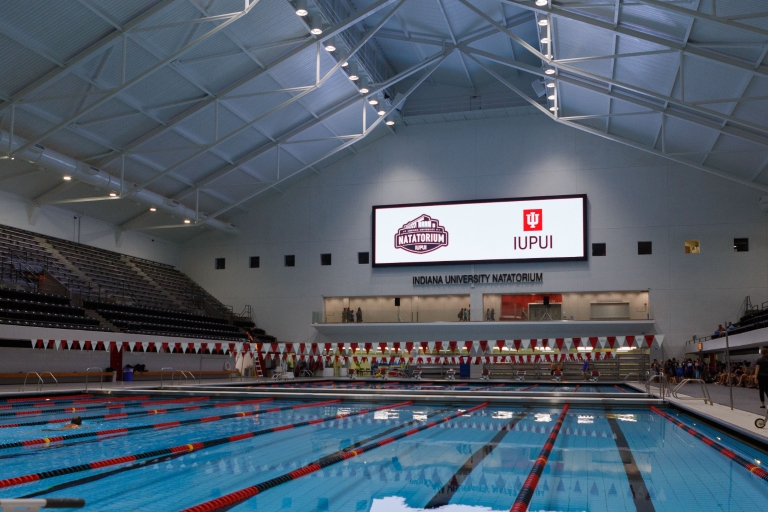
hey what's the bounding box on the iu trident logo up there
[523,209,543,231]
[395,214,449,254]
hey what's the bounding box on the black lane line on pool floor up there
[604,408,656,512]
[18,408,453,499]
[424,409,530,509]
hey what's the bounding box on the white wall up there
[180,112,768,358]
[0,191,180,267]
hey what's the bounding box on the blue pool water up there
[244,380,642,393]
[0,394,764,511]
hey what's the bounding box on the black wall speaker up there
[394,298,400,307]
[543,296,550,306]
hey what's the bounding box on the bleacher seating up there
[85,301,245,341]
[0,224,276,343]
[0,288,107,331]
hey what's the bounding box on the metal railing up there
[84,367,103,391]
[171,370,194,386]
[647,374,669,397]
[671,379,714,406]
[21,372,43,392]
[160,367,174,388]
[41,372,58,388]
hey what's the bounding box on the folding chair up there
[590,370,600,382]
[515,370,526,381]
[445,368,456,380]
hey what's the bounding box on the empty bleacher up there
[0,224,273,343]
[85,301,245,341]
[0,287,106,331]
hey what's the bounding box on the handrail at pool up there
[0,498,85,510]
[40,372,58,388]
[671,379,713,405]
[624,372,640,384]
[20,372,43,392]
[160,367,174,388]
[647,374,669,398]
[84,367,103,391]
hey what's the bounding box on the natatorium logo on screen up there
[394,214,449,254]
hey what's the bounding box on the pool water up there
[0,394,764,511]
[244,380,642,393]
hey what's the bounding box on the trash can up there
[459,363,471,378]
[123,368,133,382]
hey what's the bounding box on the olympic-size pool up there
[0,393,764,511]
[242,379,642,394]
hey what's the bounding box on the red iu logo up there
[523,209,543,231]
[394,214,449,254]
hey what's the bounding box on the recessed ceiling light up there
[324,36,336,52]
[295,0,308,16]
[544,68,556,75]
[341,61,348,67]
[310,16,323,35]
[109,191,117,197]
[538,19,548,26]
[368,98,379,105]
[62,175,72,181]
[385,119,395,126]
[359,76,369,94]
[347,63,359,81]
[184,219,191,224]
[546,82,555,88]
[149,207,157,212]
[548,94,556,100]
[549,106,557,111]
[535,0,548,6]
[540,37,550,44]
[377,108,386,116]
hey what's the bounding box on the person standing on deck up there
[756,347,768,409]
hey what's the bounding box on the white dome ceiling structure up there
[1,0,767,242]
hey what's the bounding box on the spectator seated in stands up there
[713,324,725,338]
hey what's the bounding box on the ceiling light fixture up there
[538,19,548,26]
[535,0,548,5]
[368,97,379,106]
[385,117,395,126]
[540,37,550,44]
[324,36,336,52]
[109,191,117,197]
[549,106,557,111]
[359,76,369,94]
[544,68,556,75]
[310,16,323,35]
[548,94,556,100]
[62,175,72,181]
[546,82,555,88]
[377,107,386,116]
[149,207,157,212]
[347,63,359,81]
[184,219,191,224]
[295,0,308,16]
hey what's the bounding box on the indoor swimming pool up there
[241,380,642,394]
[0,392,765,511]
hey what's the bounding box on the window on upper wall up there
[734,238,749,252]
[215,258,225,270]
[592,243,606,257]
[358,252,369,264]
[684,240,700,254]
[285,255,295,267]
[321,253,332,266]
[638,241,652,255]
[249,256,260,268]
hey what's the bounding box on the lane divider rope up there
[650,406,768,483]
[0,394,93,404]
[180,402,489,512]
[614,385,628,393]
[0,397,280,429]
[0,398,330,450]
[0,401,413,490]
[0,396,208,419]
[509,403,570,512]
[520,384,539,391]
[0,395,153,411]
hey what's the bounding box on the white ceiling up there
[1,0,767,242]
